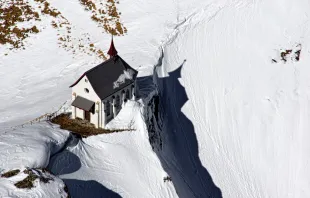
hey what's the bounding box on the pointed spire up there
[107,35,118,58]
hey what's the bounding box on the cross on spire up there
[107,35,118,58]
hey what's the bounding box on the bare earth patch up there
[14,170,38,189]
[13,169,54,189]
[272,44,302,63]
[1,169,20,178]
[51,113,132,137]
[0,0,40,48]
[79,0,127,36]
[0,0,126,59]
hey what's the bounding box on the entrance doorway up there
[84,111,90,122]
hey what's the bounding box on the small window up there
[115,95,120,107]
[126,89,130,99]
[85,79,88,83]
[84,88,89,93]
[106,101,110,116]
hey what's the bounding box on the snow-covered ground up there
[1,0,310,197]
[0,123,70,197]
[48,101,177,197]
[0,0,182,196]
[155,1,310,197]
[0,168,68,198]
[0,123,70,171]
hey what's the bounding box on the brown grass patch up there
[79,0,127,36]
[1,169,20,178]
[14,170,38,189]
[14,169,54,189]
[1,0,107,59]
[51,113,132,137]
[0,0,41,48]
[80,0,97,11]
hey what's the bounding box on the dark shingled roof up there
[72,96,95,112]
[70,55,138,100]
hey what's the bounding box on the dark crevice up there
[139,54,222,197]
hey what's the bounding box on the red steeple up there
[107,36,118,58]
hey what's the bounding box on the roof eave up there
[100,80,136,101]
[69,73,86,88]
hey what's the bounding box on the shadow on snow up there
[138,59,222,198]
[48,143,121,198]
[46,57,221,198]
[63,179,121,198]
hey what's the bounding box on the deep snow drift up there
[0,123,70,197]
[48,101,177,198]
[154,0,310,197]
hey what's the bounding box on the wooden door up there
[84,111,90,122]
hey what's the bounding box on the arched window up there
[126,89,130,99]
[115,95,120,107]
[131,85,135,97]
[105,101,110,116]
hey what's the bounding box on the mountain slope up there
[0,0,183,197]
[48,101,178,198]
[1,0,310,197]
[155,0,310,197]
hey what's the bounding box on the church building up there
[70,39,138,128]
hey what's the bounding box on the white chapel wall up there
[72,75,101,127]
[71,75,136,128]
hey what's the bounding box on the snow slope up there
[0,168,68,198]
[0,0,185,196]
[0,0,221,130]
[48,101,177,198]
[0,123,70,197]
[155,0,310,197]
[0,123,70,171]
[1,0,310,197]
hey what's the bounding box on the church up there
[70,39,138,128]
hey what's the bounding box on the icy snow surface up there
[1,0,310,197]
